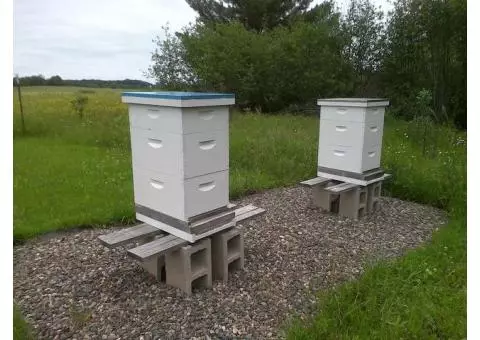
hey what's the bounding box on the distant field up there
[13,86,320,239]
[13,86,465,240]
[18,86,125,93]
[13,86,466,339]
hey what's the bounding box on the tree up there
[46,75,63,86]
[382,0,466,127]
[185,0,312,31]
[146,25,198,90]
[342,0,386,96]
[17,75,46,86]
[179,18,354,111]
[302,0,340,26]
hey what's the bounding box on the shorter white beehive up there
[317,98,389,178]
[122,92,235,236]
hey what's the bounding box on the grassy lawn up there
[14,138,134,239]
[14,305,34,340]
[13,86,466,338]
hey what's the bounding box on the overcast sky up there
[13,0,393,82]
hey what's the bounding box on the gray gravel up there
[14,185,447,339]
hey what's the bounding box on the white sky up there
[13,0,394,81]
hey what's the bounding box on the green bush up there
[70,94,89,119]
[159,19,355,112]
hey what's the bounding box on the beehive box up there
[122,91,235,241]
[316,98,389,180]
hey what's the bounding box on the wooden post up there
[15,75,26,134]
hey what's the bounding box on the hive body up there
[122,92,235,241]
[317,98,389,178]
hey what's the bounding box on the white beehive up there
[122,91,235,240]
[317,98,389,179]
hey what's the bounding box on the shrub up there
[70,94,89,119]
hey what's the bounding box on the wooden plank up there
[318,171,391,186]
[234,204,257,217]
[325,182,358,193]
[236,207,266,223]
[98,223,163,248]
[127,234,187,262]
[300,177,330,187]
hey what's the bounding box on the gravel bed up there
[14,185,447,339]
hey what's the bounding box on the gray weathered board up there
[128,234,188,262]
[98,204,265,262]
[98,224,164,248]
[299,177,330,187]
[325,182,359,193]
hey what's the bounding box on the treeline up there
[149,0,467,128]
[13,75,152,89]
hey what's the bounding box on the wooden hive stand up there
[98,204,265,294]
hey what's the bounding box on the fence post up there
[15,75,26,134]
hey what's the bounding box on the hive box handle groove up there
[336,125,347,132]
[147,113,160,119]
[198,181,215,191]
[368,151,376,157]
[198,109,214,120]
[147,138,163,149]
[150,180,164,190]
[199,140,216,150]
[334,150,345,156]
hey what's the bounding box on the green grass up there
[285,117,467,338]
[286,218,466,339]
[14,305,34,340]
[13,86,319,240]
[14,137,134,239]
[13,86,466,338]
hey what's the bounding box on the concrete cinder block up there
[165,238,212,295]
[338,186,367,219]
[137,236,166,282]
[211,227,244,282]
[141,256,165,281]
[367,181,382,213]
[312,185,338,212]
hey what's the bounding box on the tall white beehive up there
[317,98,389,179]
[122,91,235,239]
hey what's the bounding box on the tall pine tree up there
[185,0,312,31]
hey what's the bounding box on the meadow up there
[13,87,466,338]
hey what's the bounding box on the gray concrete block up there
[137,236,166,282]
[141,256,166,281]
[367,181,382,213]
[165,238,212,295]
[338,186,367,219]
[211,227,244,282]
[312,185,338,212]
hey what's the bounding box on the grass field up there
[13,86,466,338]
[13,305,34,340]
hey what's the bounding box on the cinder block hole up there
[359,191,367,204]
[372,201,379,211]
[191,274,209,291]
[160,266,166,282]
[358,207,365,218]
[191,248,207,274]
[227,235,241,259]
[228,258,242,272]
[374,186,380,197]
[330,195,340,213]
